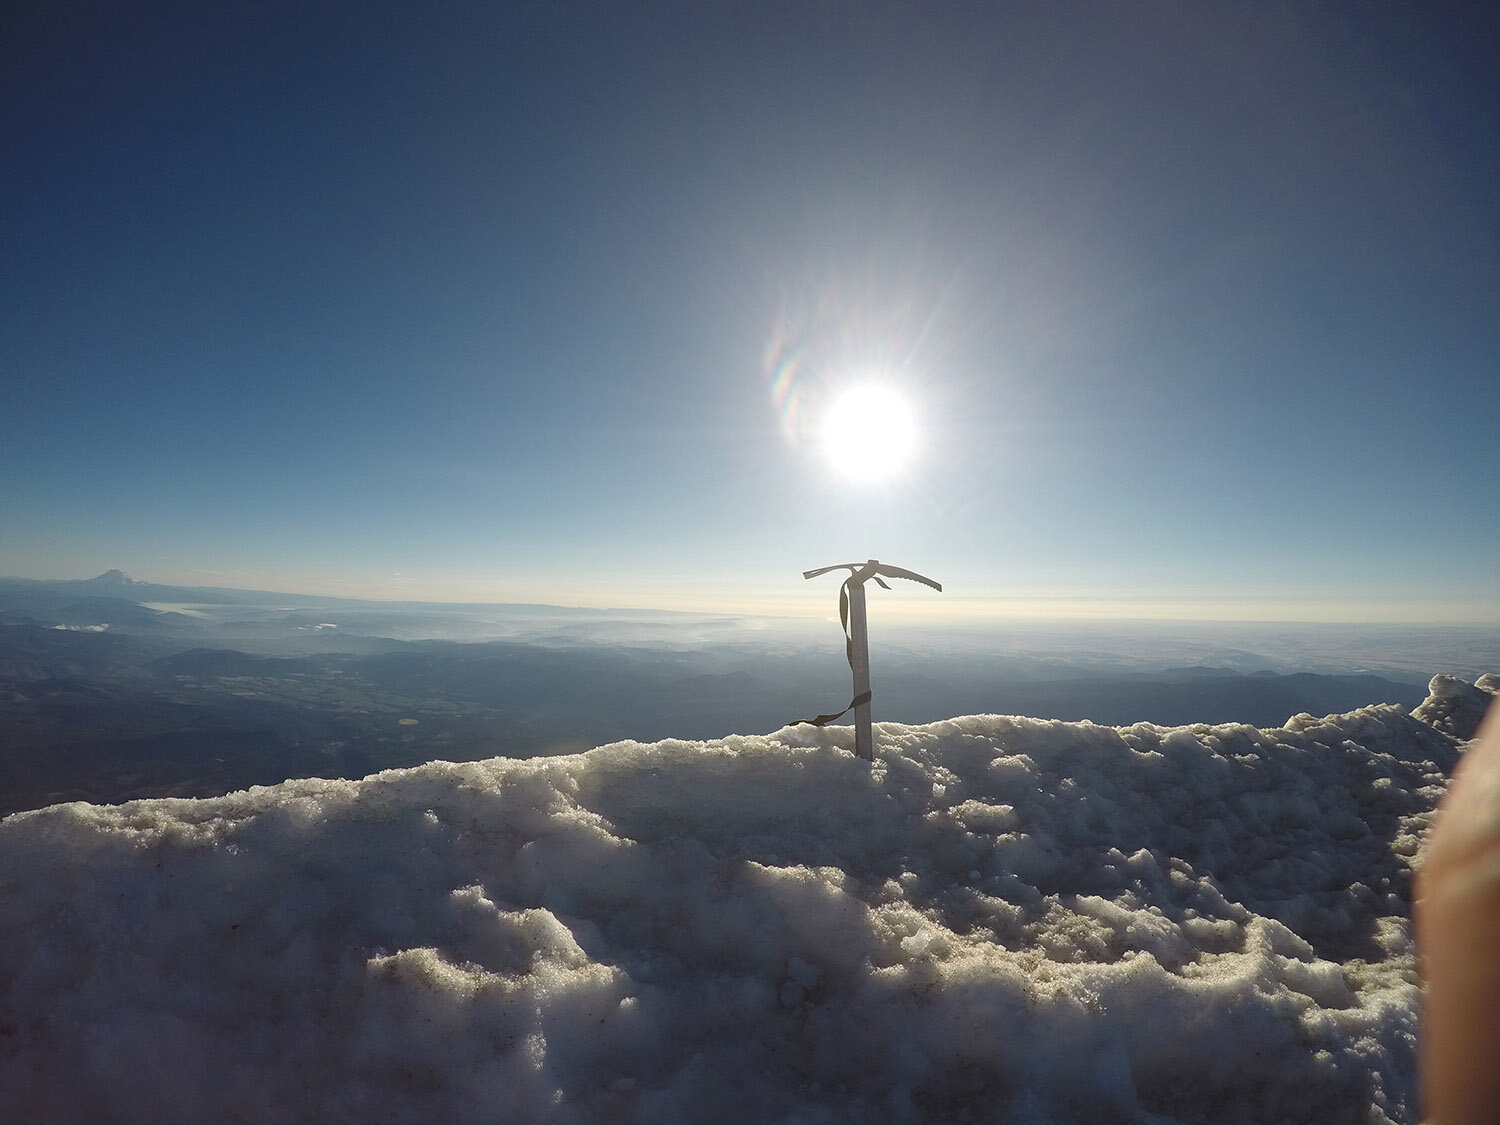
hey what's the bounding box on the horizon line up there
[3,569,1498,630]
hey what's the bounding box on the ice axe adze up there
[793,559,941,761]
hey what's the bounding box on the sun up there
[821,385,918,481]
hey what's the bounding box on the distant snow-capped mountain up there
[78,569,149,589]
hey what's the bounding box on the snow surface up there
[1412,672,1500,740]
[0,683,1482,1124]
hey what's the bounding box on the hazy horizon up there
[5,565,1499,629]
[6,567,1498,688]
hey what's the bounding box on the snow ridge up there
[0,687,1479,1124]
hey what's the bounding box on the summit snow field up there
[3,677,1492,1123]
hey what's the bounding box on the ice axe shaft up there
[794,559,941,761]
[847,578,873,759]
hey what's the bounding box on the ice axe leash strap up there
[790,560,941,729]
[792,689,872,729]
[790,570,870,727]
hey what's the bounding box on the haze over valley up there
[4,570,1491,818]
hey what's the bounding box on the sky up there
[3,1,1498,623]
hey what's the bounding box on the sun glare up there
[821,385,917,481]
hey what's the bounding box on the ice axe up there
[794,559,941,760]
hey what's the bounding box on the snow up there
[1412,672,1500,740]
[0,682,1481,1124]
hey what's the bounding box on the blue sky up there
[3,1,1497,622]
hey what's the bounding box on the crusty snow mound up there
[1413,672,1499,739]
[0,690,1475,1124]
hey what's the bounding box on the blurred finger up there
[1418,700,1500,1124]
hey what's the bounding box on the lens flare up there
[766,341,806,442]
